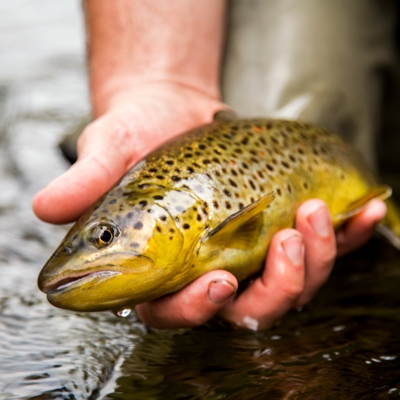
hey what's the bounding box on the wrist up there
[92,79,222,119]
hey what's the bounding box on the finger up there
[295,199,336,305]
[336,200,387,257]
[136,271,237,329]
[220,229,305,331]
[32,119,133,224]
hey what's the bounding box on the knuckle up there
[278,281,304,301]
[179,307,207,328]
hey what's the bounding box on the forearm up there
[83,0,226,117]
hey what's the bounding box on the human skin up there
[32,0,386,330]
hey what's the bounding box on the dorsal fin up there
[203,193,275,249]
[213,109,239,122]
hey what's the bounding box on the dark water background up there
[2,1,400,399]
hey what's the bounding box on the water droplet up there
[115,308,132,318]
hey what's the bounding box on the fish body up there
[38,118,396,312]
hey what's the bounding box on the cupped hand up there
[136,199,386,330]
[32,82,226,224]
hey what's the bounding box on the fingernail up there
[282,235,304,265]
[308,206,331,237]
[208,280,236,304]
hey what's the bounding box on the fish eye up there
[93,225,115,248]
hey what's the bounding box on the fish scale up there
[37,118,398,313]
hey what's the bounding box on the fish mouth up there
[41,270,121,294]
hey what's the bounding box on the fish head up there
[38,189,187,312]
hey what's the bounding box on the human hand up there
[32,82,226,223]
[136,199,386,330]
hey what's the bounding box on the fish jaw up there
[38,252,156,312]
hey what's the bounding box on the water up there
[1,1,400,399]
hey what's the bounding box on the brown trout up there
[38,117,400,313]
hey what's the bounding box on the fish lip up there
[41,270,120,294]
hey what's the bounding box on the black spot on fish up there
[241,137,249,145]
[184,153,193,158]
[153,195,163,200]
[109,199,117,205]
[282,161,290,169]
[156,175,164,180]
[197,214,202,221]
[203,159,211,165]
[250,157,259,164]
[287,184,292,193]
[219,143,227,150]
[277,188,282,196]
[187,167,194,174]
[149,168,157,173]
[242,162,249,169]
[303,182,309,189]
[156,226,162,233]
[225,201,232,209]
[223,189,231,197]
[127,212,134,218]
[166,160,174,165]
[199,144,206,150]
[289,155,296,163]
[212,200,219,209]
[62,246,71,256]
[170,228,175,233]
[172,176,181,182]
[239,202,244,209]
[160,215,167,221]
[249,180,256,190]
[139,200,147,207]
[134,221,143,230]
[183,223,190,230]
[228,179,237,188]
[231,169,238,177]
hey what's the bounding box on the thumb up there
[32,124,132,224]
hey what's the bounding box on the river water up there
[1,1,400,399]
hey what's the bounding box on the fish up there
[37,115,400,313]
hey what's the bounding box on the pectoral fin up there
[203,192,275,249]
[332,185,392,226]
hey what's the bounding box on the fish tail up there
[377,198,400,250]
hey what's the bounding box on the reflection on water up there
[1,0,400,399]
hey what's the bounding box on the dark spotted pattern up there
[80,118,371,248]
